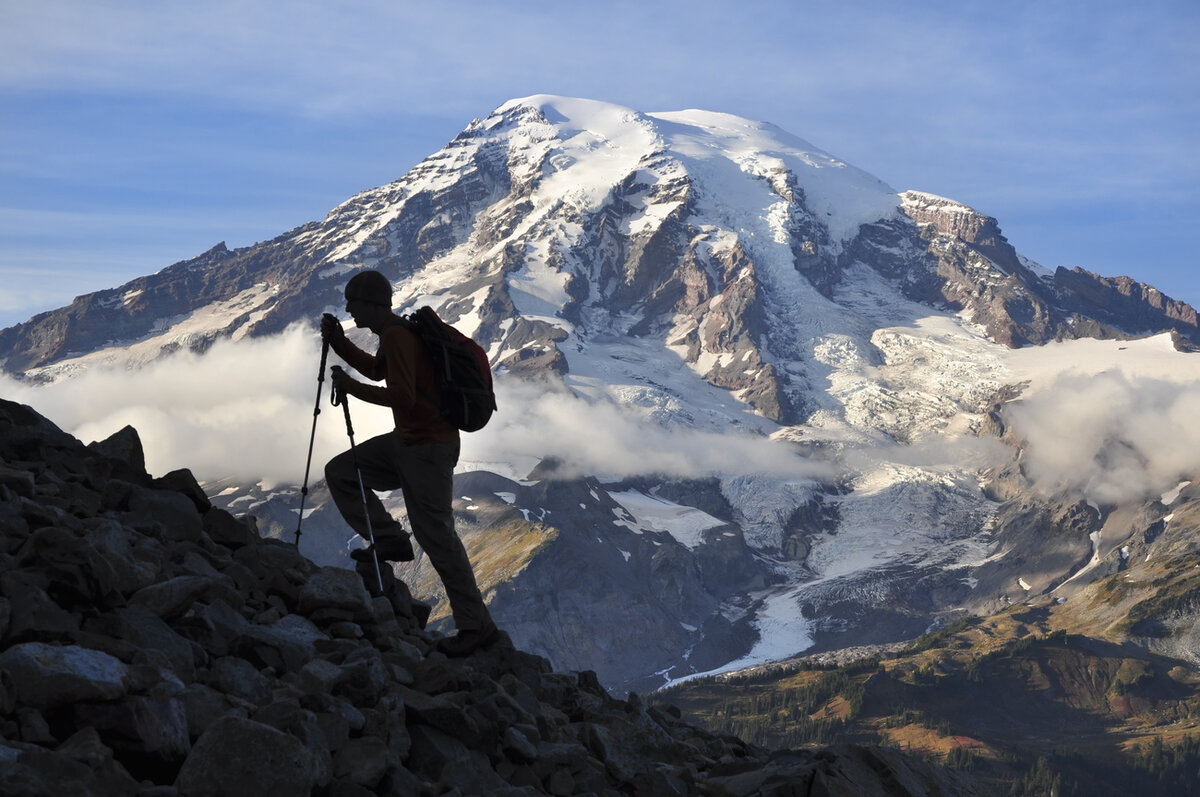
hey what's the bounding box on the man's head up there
[344,270,394,330]
[344,270,392,307]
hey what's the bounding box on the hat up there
[344,270,393,307]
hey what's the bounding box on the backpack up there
[402,306,497,432]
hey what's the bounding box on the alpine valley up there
[5,95,1200,791]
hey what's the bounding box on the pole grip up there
[330,365,345,407]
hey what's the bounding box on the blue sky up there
[1,0,1196,329]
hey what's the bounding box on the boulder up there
[298,566,374,621]
[0,642,128,710]
[85,424,147,479]
[127,485,204,542]
[130,574,213,620]
[72,695,190,764]
[175,715,318,797]
[332,734,389,789]
[204,656,273,707]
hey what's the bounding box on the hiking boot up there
[350,533,414,563]
[435,624,502,658]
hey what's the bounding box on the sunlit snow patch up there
[663,585,815,687]
[609,490,725,549]
[1163,481,1191,505]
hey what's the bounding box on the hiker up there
[321,269,500,657]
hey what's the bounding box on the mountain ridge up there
[3,94,1199,695]
[4,96,1196,380]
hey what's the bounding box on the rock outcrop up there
[1053,266,1200,343]
[0,396,980,795]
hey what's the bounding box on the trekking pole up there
[294,334,331,548]
[330,366,385,593]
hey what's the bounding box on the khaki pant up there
[324,432,492,632]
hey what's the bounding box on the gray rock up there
[178,682,244,741]
[203,506,259,549]
[0,642,129,709]
[84,517,158,594]
[298,566,374,621]
[180,598,249,657]
[394,683,473,737]
[0,570,80,641]
[16,706,55,744]
[332,735,389,788]
[408,724,509,792]
[204,656,272,707]
[127,486,204,542]
[0,462,35,498]
[154,468,212,514]
[502,725,538,763]
[73,695,190,763]
[55,726,144,795]
[86,424,146,477]
[130,575,213,620]
[297,656,342,694]
[332,646,388,707]
[113,606,198,683]
[16,526,124,608]
[175,715,317,797]
[0,748,107,797]
[234,612,326,674]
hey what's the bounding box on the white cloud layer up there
[467,379,833,482]
[1003,370,1200,504]
[4,323,1199,508]
[0,326,378,486]
[0,327,830,486]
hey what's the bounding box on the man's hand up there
[330,365,356,399]
[320,313,345,344]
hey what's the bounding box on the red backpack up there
[401,306,497,432]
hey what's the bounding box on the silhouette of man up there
[321,269,499,657]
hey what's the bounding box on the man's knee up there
[324,451,354,486]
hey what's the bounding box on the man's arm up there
[343,325,420,411]
[321,314,378,377]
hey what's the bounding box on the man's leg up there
[396,440,494,634]
[324,432,410,555]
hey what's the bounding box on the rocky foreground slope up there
[0,397,982,796]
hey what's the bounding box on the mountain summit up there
[3,95,1198,692]
[4,95,1194,384]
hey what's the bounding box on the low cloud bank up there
[0,327,830,486]
[1003,370,1200,505]
[470,379,834,482]
[6,327,1199,507]
[0,325,381,486]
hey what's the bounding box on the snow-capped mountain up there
[4,95,1198,692]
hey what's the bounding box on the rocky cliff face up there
[843,191,1200,351]
[1054,266,1200,343]
[0,397,984,795]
